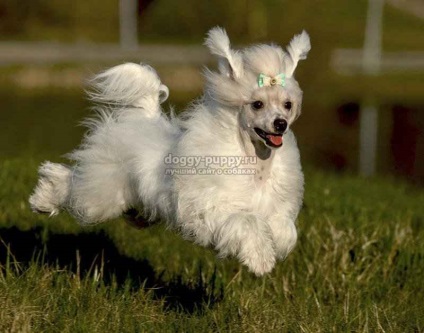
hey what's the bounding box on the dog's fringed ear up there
[204,27,244,79]
[285,30,311,78]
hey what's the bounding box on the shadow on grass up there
[0,226,224,314]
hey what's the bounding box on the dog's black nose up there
[273,118,287,134]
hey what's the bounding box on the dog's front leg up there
[267,214,298,260]
[213,212,276,276]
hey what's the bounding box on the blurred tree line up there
[0,0,274,42]
[1,0,422,51]
[0,0,119,42]
[0,0,364,45]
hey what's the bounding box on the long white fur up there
[30,27,310,275]
[204,27,244,79]
[88,63,169,112]
[285,30,311,78]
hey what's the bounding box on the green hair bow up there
[258,73,286,88]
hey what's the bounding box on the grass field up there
[0,156,423,332]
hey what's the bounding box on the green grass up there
[0,157,423,332]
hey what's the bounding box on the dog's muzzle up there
[254,128,283,148]
[253,118,287,148]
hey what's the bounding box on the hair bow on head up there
[258,73,286,88]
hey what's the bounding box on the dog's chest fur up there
[250,159,282,214]
[252,151,274,186]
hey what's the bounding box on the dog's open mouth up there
[254,128,283,148]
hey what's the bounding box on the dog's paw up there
[241,242,276,276]
[29,177,60,216]
[214,212,277,276]
[269,220,298,260]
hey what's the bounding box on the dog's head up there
[204,27,310,149]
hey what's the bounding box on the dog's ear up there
[204,27,244,79]
[284,30,311,78]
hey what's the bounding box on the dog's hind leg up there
[66,158,136,224]
[29,159,134,224]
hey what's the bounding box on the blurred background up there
[0,0,423,184]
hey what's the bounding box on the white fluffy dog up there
[29,27,311,276]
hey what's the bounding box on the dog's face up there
[204,27,310,149]
[240,81,303,149]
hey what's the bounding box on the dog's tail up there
[29,162,72,216]
[87,63,169,117]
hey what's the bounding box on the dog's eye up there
[284,101,292,110]
[252,101,264,110]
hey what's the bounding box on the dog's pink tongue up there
[267,135,283,146]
